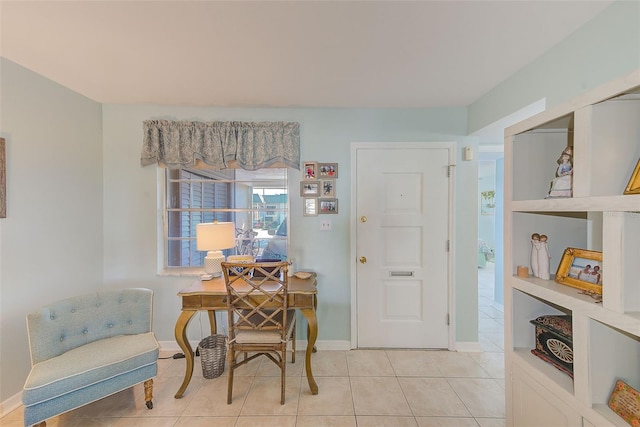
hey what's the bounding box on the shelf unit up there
[504,69,640,427]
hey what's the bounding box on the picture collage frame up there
[302,161,339,216]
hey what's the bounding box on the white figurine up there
[537,234,551,280]
[530,233,541,278]
[546,146,573,198]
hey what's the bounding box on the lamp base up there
[204,250,225,278]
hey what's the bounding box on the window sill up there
[157,268,203,277]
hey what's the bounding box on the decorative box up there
[529,315,573,378]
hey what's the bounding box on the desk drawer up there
[182,295,227,310]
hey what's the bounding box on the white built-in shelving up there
[504,69,640,427]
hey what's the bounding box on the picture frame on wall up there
[623,159,640,194]
[303,198,318,216]
[319,198,338,214]
[303,161,318,180]
[555,247,603,294]
[321,179,335,197]
[318,163,338,178]
[300,181,320,197]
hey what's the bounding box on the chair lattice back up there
[222,261,290,340]
[221,261,294,405]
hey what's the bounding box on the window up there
[164,167,288,271]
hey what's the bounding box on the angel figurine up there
[546,146,573,198]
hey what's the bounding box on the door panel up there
[356,146,452,348]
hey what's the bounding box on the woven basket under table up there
[198,335,227,379]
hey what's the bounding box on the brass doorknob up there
[359,256,367,264]
[360,216,367,223]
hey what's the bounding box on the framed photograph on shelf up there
[624,159,640,194]
[303,161,318,180]
[555,247,603,294]
[303,198,318,216]
[321,179,336,197]
[319,198,338,214]
[318,163,338,178]
[300,181,320,197]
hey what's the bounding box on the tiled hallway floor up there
[4,264,505,427]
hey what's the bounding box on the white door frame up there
[350,142,456,350]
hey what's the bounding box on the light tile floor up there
[4,264,504,427]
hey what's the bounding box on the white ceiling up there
[0,1,613,108]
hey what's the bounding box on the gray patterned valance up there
[141,120,300,170]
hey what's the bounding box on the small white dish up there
[294,271,312,280]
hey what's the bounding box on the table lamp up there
[196,221,236,278]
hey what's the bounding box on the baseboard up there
[1,391,23,418]
[455,341,483,352]
[157,339,352,353]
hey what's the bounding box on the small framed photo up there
[555,247,603,294]
[303,161,318,180]
[321,179,336,197]
[624,159,640,194]
[318,163,338,178]
[300,181,320,197]
[303,198,318,216]
[319,198,338,214]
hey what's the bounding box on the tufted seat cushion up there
[22,289,159,426]
[23,332,158,406]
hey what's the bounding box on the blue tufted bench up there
[22,288,159,427]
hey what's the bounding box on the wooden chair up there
[221,261,296,405]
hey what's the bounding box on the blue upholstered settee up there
[22,288,159,427]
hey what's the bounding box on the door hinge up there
[446,313,450,325]
[447,164,455,177]
[446,240,450,251]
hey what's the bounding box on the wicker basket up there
[198,335,227,379]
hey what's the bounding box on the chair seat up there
[23,332,159,406]
[236,309,296,344]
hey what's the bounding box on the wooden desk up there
[174,275,318,398]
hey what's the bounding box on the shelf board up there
[511,195,640,212]
[592,403,633,427]
[511,275,600,311]
[512,347,574,396]
[512,276,640,338]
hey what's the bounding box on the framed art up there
[303,198,318,216]
[624,159,640,194]
[321,179,335,197]
[303,161,318,180]
[319,198,338,214]
[608,379,640,425]
[318,163,338,178]
[555,247,603,294]
[300,181,320,197]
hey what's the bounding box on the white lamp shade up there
[196,222,236,277]
[196,222,236,251]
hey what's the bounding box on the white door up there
[354,144,453,348]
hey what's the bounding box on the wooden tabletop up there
[178,273,317,296]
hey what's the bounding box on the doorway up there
[351,142,455,349]
[478,146,504,351]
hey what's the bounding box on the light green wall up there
[0,58,103,401]
[2,0,639,406]
[101,105,479,349]
[468,0,640,134]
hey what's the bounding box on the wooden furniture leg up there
[300,307,318,394]
[174,310,197,398]
[207,310,216,334]
[144,379,154,409]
